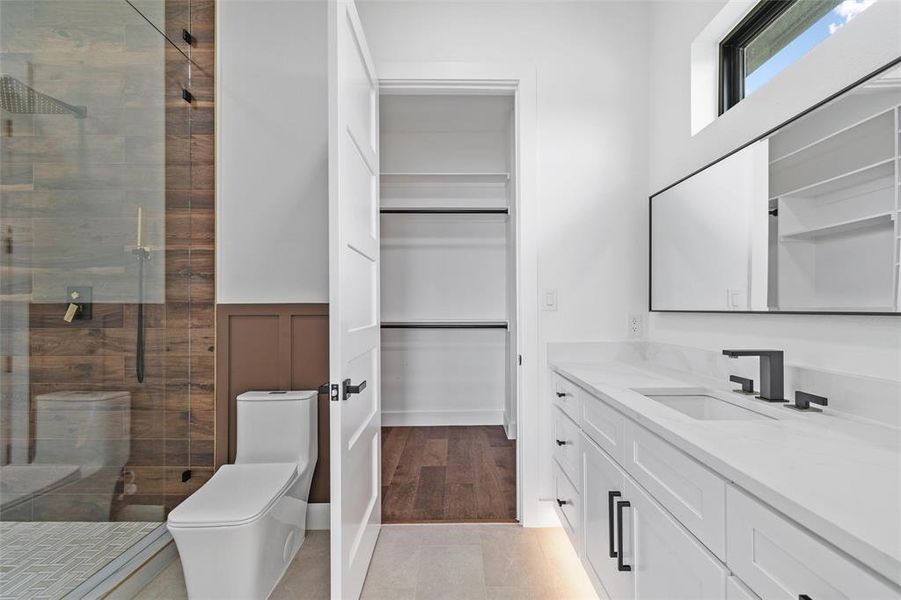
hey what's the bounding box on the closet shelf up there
[381,320,509,329]
[381,172,510,181]
[771,159,895,201]
[381,207,508,215]
[780,212,894,240]
[769,108,895,165]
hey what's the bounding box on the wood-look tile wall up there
[0,0,215,521]
[216,304,330,503]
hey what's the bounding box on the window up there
[720,0,876,113]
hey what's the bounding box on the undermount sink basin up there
[641,393,774,421]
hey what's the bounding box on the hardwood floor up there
[381,426,516,523]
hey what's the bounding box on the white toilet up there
[167,390,318,600]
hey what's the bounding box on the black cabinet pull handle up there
[342,379,366,400]
[799,596,813,600]
[616,500,632,572]
[555,439,567,446]
[556,391,568,398]
[608,491,621,558]
[556,498,569,507]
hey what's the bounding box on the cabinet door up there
[727,577,760,600]
[624,477,728,600]
[582,433,635,600]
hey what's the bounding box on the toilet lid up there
[167,463,297,528]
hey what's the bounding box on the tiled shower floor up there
[0,521,159,599]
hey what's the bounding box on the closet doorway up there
[378,91,520,523]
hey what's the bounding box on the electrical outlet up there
[628,314,644,338]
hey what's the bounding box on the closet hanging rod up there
[380,207,509,215]
[381,321,509,329]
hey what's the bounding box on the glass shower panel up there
[0,0,207,596]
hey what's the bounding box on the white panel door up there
[328,0,381,598]
[624,477,728,600]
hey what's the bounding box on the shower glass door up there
[0,1,214,597]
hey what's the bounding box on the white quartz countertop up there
[551,360,901,588]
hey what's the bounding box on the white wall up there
[358,0,651,524]
[647,0,901,380]
[217,0,329,303]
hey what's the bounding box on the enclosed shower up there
[0,1,215,597]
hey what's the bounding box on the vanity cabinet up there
[550,371,901,600]
[726,486,899,599]
[580,414,726,600]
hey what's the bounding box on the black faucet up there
[722,350,786,402]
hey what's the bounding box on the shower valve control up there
[63,287,92,322]
[63,302,81,323]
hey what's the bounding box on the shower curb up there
[63,523,175,600]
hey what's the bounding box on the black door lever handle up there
[342,379,367,400]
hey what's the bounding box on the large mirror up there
[651,62,901,314]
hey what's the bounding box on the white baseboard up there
[503,414,516,440]
[307,503,330,530]
[382,409,504,427]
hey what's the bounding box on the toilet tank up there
[235,391,318,469]
[32,391,131,473]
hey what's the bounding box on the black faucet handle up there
[786,391,828,412]
[729,375,755,394]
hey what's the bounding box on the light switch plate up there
[542,289,558,311]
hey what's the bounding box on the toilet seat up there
[168,463,297,528]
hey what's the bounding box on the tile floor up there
[0,521,160,600]
[135,524,597,600]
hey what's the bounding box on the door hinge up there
[319,382,340,402]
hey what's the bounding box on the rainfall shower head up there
[0,74,86,119]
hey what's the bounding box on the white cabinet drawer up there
[727,485,900,600]
[553,406,581,490]
[581,390,626,463]
[553,460,581,552]
[553,373,581,423]
[623,420,726,560]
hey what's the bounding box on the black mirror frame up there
[649,55,901,316]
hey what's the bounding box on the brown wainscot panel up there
[216,304,329,503]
